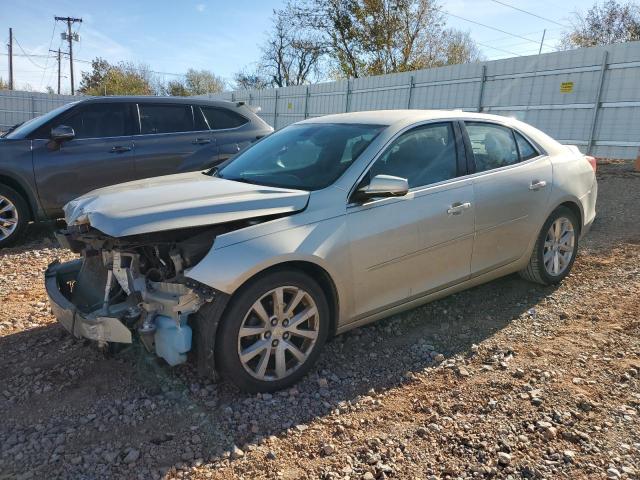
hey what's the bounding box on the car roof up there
[297,109,522,127]
[77,96,239,109]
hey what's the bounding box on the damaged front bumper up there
[45,259,133,344]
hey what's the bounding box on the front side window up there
[139,104,194,134]
[200,106,248,130]
[369,122,458,189]
[217,123,384,190]
[64,103,133,139]
[466,122,519,172]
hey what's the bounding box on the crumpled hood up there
[64,171,309,237]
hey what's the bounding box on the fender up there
[185,215,353,321]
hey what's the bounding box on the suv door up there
[463,121,552,275]
[31,102,136,216]
[346,122,475,319]
[198,105,251,163]
[132,103,214,179]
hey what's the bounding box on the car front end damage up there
[44,224,230,373]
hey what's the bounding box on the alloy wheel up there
[543,216,575,276]
[0,195,19,241]
[237,286,320,381]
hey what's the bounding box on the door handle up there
[192,138,212,145]
[529,180,547,190]
[110,145,131,153]
[447,201,472,215]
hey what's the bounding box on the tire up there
[519,206,580,285]
[0,185,29,248]
[216,270,330,393]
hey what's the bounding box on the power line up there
[489,0,570,28]
[11,35,48,69]
[439,9,557,51]
[475,41,523,58]
[39,22,57,90]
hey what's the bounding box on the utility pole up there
[538,29,547,55]
[55,16,82,94]
[8,28,13,90]
[49,48,62,94]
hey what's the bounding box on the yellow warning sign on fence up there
[560,82,574,93]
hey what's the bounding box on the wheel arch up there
[234,260,340,337]
[0,173,37,221]
[557,200,583,234]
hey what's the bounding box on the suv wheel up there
[216,270,329,392]
[0,185,28,248]
[520,206,579,285]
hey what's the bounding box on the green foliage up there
[78,58,154,96]
[561,0,640,48]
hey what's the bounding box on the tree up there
[283,0,481,78]
[0,77,8,90]
[560,0,640,49]
[164,79,190,96]
[439,30,483,66]
[260,9,325,87]
[234,70,271,90]
[78,58,154,96]
[184,69,225,95]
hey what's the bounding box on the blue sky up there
[1,0,598,93]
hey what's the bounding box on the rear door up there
[32,102,136,216]
[132,102,215,179]
[463,121,553,275]
[199,105,252,163]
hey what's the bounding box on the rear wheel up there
[216,270,329,392]
[520,206,579,285]
[0,185,29,248]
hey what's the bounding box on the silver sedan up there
[46,110,597,392]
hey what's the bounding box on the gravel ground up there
[0,162,638,480]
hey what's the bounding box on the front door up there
[463,122,553,275]
[32,102,136,216]
[346,122,475,319]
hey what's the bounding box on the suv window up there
[514,131,539,160]
[33,102,133,139]
[466,122,519,172]
[200,106,248,130]
[139,104,194,134]
[369,122,458,189]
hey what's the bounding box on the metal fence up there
[202,41,640,160]
[0,91,78,133]
[2,41,639,159]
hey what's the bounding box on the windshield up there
[3,101,80,139]
[217,123,385,190]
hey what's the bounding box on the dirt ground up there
[0,162,638,480]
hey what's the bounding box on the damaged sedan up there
[46,110,597,392]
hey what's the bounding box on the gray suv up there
[0,96,273,246]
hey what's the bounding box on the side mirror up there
[354,174,409,202]
[50,125,75,142]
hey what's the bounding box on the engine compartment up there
[54,224,229,365]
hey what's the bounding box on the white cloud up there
[196,3,206,12]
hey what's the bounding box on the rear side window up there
[139,104,194,134]
[466,122,519,172]
[514,131,539,160]
[38,103,133,139]
[200,106,248,130]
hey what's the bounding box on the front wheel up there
[216,270,329,392]
[0,185,29,248]
[520,206,580,285]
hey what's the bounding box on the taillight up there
[585,155,597,173]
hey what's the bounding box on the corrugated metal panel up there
[3,41,640,158]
